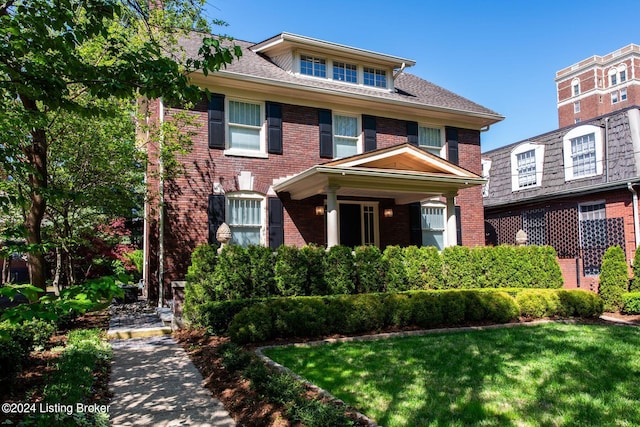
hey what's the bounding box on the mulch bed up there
[0,309,112,425]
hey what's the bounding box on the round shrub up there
[337,294,385,334]
[383,293,413,327]
[410,291,443,327]
[324,245,355,295]
[622,292,640,314]
[439,291,466,324]
[516,289,560,318]
[478,291,520,323]
[269,297,328,338]
[228,303,274,344]
[598,245,629,312]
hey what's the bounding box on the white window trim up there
[418,124,446,158]
[563,125,604,181]
[294,52,392,91]
[572,78,580,97]
[225,192,267,246]
[510,142,545,191]
[333,112,362,159]
[611,91,619,104]
[223,98,267,158]
[574,101,580,113]
[481,158,492,197]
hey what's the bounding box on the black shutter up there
[455,206,462,246]
[407,121,418,146]
[266,102,283,154]
[268,197,284,249]
[208,94,225,149]
[446,126,459,165]
[319,109,333,158]
[409,202,422,246]
[207,194,225,244]
[363,115,377,152]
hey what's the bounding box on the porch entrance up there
[339,202,378,247]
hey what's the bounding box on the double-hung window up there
[300,55,326,77]
[516,149,537,188]
[611,91,619,104]
[563,125,603,181]
[621,88,628,101]
[227,195,263,246]
[421,205,445,250]
[571,133,597,177]
[228,100,262,152]
[418,126,443,157]
[363,67,387,88]
[333,115,359,158]
[333,62,357,83]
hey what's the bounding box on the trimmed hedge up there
[185,244,565,308]
[227,289,602,344]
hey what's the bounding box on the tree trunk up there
[21,96,48,292]
[52,247,62,295]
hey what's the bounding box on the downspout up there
[604,117,610,182]
[392,62,406,80]
[158,99,165,308]
[628,183,640,249]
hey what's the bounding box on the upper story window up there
[227,193,265,246]
[333,114,360,158]
[363,67,387,88]
[611,91,619,104]
[572,78,580,96]
[300,55,327,77]
[510,142,545,191]
[574,101,580,113]
[608,64,627,87]
[227,100,265,155]
[563,125,603,181]
[333,61,357,83]
[621,88,628,101]
[418,126,444,157]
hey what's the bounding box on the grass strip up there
[264,323,640,427]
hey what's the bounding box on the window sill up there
[224,149,268,159]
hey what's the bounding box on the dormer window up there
[300,55,326,77]
[333,62,357,83]
[363,67,387,88]
[511,142,545,191]
[563,125,603,181]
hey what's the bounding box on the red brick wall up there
[146,97,487,299]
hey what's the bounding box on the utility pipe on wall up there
[628,182,640,249]
[158,99,165,308]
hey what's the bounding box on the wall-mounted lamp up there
[315,206,325,216]
[383,208,394,218]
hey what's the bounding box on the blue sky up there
[204,0,640,152]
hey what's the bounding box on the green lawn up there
[263,323,640,427]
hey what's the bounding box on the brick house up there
[483,106,640,291]
[143,32,503,305]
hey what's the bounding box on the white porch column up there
[446,193,457,247]
[326,185,340,247]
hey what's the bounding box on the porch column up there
[446,193,457,247]
[326,185,340,247]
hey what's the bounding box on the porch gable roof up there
[273,144,485,204]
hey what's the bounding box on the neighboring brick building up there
[143,32,503,304]
[556,44,640,128]
[483,106,640,291]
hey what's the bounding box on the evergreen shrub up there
[353,245,387,293]
[275,245,308,296]
[622,292,640,314]
[598,245,629,312]
[324,245,355,295]
[630,247,640,292]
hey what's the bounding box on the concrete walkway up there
[108,308,236,427]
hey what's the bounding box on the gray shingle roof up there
[178,34,503,123]
[483,107,640,208]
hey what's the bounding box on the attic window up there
[300,55,326,77]
[363,67,387,88]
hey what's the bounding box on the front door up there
[339,203,361,247]
[338,202,378,247]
